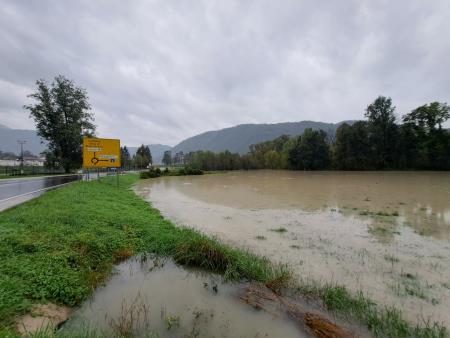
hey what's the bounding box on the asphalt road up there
[0,175,81,212]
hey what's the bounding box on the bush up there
[139,167,162,179]
[139,166,202,178]
[176,167,203,176]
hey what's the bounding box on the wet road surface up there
[0,175,80,211]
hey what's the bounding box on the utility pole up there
[17,140,26,174]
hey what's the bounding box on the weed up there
[255,235,266,240]
[389,273,428,300]
[376,211,391,216]
[442,283,450,290]
[108,293,151,338]
[368,226,400,237]
[165,314,180,330]
[318,285,446,337]
[384,254,400,263]
[269,227,287,233]
[432,298,440,306]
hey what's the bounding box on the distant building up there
[0,157,45,167]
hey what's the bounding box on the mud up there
[63,257,313,337]
[16,303,71,335]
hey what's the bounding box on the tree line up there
[25,76,449,172]
[120,144,152,169]
[180,97,450,171]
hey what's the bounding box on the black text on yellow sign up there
[82,138,121,168]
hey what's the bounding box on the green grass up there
[0,174,447,337]
[0,174,287,333]
[358,210,400,217]
[298,284,447,338]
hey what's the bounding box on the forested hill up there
[172,120,354,154]
[0,120,353,158]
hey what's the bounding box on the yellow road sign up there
[83,137,121,168]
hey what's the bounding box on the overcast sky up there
[1,1,449,146]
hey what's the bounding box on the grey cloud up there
[0,0,449,146]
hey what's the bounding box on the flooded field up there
[64,256,312,337]
[134,171,450,328]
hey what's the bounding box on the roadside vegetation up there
[0,174,447,337]
[139,167,203,179]
[0,174,285,336]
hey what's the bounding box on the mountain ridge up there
[171,120,355,154]
[0,120,356,160]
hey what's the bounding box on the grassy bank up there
[0,174,286,336]
[0,174,447,337]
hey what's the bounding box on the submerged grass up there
[269,227,288,233]
[297,284,447,338]
[0,174,447,337]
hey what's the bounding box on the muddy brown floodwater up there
[134,170,450,328]
[64,257,313,337]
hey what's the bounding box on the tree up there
[264,150,281,169]
[403,102,450,132]
[288,129,330,170]
[135,144,152,168]
[162,150,172,167]
[25,75,95,172]
[249,135,290,169]
[402,102,450,169]
[333,122,372,170]
[173,151,184,165]
[365,96,398,169]
[120,146,131,169]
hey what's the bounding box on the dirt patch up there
[16,303,72,336]
[241,283,359,338]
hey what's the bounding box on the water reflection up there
[134,171,450,328]
[64,257,308,338]
[154,171,450,239]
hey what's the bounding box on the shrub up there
[175,167,203,176]
[139,168,162,179]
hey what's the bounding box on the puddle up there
[63,256,311,337]
[134,171,450,328]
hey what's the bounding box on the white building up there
[0,158,45,167]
